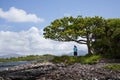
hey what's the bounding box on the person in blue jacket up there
[73,45,78,58]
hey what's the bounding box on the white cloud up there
[0,7,44,23]
[0,27,87,56]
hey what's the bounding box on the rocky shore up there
[0,62,120,80]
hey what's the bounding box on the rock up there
[0,77,4,80]
[0,62,120,80]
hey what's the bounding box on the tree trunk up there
[87,41,92,54]
[86,33,92,55]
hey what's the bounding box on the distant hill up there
[0,53,24,58]
[68,50,87,56]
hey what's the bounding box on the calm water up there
[0,61,32,70]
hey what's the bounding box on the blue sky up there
[0,0,120,31]
[0,0,119,56]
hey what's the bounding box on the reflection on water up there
[0,61,32,70]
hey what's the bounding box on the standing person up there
[73,45,78,59]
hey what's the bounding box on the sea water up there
[0,61,32,70]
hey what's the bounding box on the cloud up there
[0,7,44,23]
[0,27,87,56]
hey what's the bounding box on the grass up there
[52,55,75,65]
[52,54,102,65]
[0,55,40,62]
[0,54,54,62]
[104,64,120,70]
[0,54,102,65]
[80,54,102,64]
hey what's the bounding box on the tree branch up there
[75,40,87,44]
[78,40,87,42]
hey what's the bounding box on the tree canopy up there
[43,16,120,58]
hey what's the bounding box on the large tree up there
[92,18,120,58]
[43,16,105,54]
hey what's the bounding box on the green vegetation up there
[0,54,102,65]
[0,55,41,62]
[0,54,54,62]
[52,55,101,65]
[52,55,75,65]
[104,64,120,71]
[80,55,101,64]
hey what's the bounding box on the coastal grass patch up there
[0,54,54,62]
[80,54,102,64]
[52,54,102,65]
[0,54,102,65]
[104,64,120,71]
[0,55,41,62]
[52,55,75,65]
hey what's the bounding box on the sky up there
[0,0,119,56]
